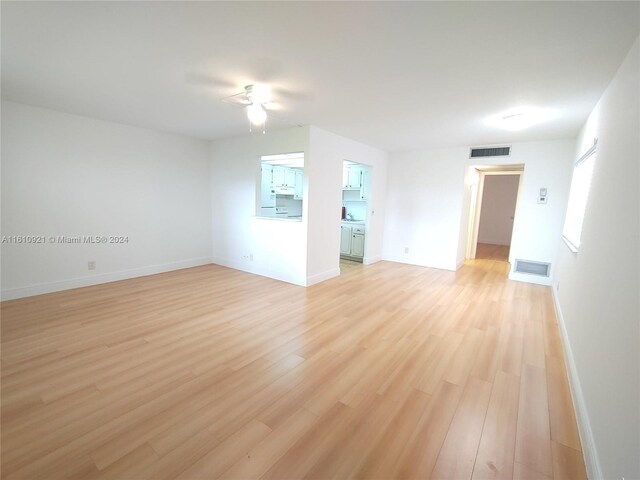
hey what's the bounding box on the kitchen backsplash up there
[343,201,366,221]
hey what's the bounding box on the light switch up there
[538,187,548,204]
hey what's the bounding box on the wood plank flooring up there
[1,258,586,479]
[476,243,510,261]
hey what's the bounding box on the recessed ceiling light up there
[485,106,554,131]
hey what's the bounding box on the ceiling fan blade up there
[185,73,236,89]
[220,91,251,106]
[272,87,314,103]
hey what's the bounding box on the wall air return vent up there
[514,259,550,277]
[470,146,511,158]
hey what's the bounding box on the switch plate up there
[538,196,548,204]
[88,261,96,270]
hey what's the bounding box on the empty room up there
[1,2,638,480]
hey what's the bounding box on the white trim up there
[465,182,479,260]
[561,235,579,254]
[363,255,381,265]
[381,255,457,272]
[551,285,603,480]
[469,171,486,259]
[1,257,213,301]
[466,168,524,261]
[575,139,598,166]
[306,268,340,286]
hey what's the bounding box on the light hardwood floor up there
[475,243,510,261]
[1,258,586,479]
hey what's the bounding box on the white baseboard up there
[381,254,457,272]
[363,255,381,265]
[1,257,213,301]
[211,257,306,287]
[306,268,340,286]
[551,285,603,480]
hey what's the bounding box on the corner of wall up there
[306,268,340,286]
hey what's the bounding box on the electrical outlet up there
[88,261,96,270]
[249,253,254,261]
[404,247,409,254]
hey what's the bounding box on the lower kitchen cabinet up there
[351,231,365,257]
[340,224,365,260]
[340,225,352,254]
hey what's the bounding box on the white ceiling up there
[2,2,638,152]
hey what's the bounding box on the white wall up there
[477,174,520,246]
[209,126,310,286]
[307,126,388,283]
[383,139,574,283]
[209,125,387,287]
[1,101,212,300]
[553,37,639,480]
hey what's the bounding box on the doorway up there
[466,166,523,263]
[339,160,371,268]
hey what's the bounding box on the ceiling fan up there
[220,84,273,134]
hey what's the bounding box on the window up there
[562,143,597,252]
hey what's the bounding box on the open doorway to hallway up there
[465,165,524,266]
[476,174,520,260]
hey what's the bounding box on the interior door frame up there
[466,168,524,261]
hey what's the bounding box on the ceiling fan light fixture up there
[247,103,267,125]
[247,84,271,105]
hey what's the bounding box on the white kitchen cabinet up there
[284,168,296,187]
[272,166,297,187]
[360,168,370,200]
[271,166,284,186]
[340,225,352,254]
[343,165,363,189]
[261,164,275,207]
[351,231,365,257]
[340,223,365,259]
[294,170,303,199]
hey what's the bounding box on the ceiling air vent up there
[514,259,550,277]
[470,146,511,158]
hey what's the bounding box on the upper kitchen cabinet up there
[343,163,364,189]
[294,170,303,200]
[272,166,297,188]
[342,161,371,201]
[360,168,370,201]
[257,152,304,220]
